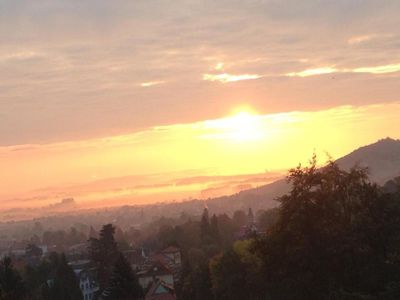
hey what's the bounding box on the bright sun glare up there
[204,108,265,142]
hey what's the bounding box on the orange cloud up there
[140,81,166,87]
[203,73,262,83]
[351,64,400,74]
[286,63,400,77]
[286,67,338,77]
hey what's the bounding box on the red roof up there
[145,280,176,300]
[138,260,172,277]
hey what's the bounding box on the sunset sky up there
[1,0,400,211]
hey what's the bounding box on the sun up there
[227,111,264,142]
[203,108,265,142]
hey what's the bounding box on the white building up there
[75,269,99,300]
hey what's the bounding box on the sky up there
[1,0,400,213]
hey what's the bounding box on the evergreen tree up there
[101,253,142,300]
[89,224,119,291]
[200,208,210,244]
[47,253,83,300]
[210,214,221,244]
[24,260,52,300]
[247,208,254,224]
[0,257,26,300]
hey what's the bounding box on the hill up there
[205,137,400,213]
[2,138,399,228]
[336,137,400,184]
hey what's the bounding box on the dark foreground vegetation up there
[1,158,400,299]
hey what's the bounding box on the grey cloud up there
[0,0,399,145]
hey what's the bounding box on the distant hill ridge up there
[2,138,400,224]
[336,137,400,184]
[204,137,400,213]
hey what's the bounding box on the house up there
[145,279,176,300]
[137,260,174,290]
[123,249,146,271]
[149,254,180,286]
[160,246,181,266]
[67,242,89,258]
[74,269,99,300]
[69,260,99,300]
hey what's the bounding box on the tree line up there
[2,158,400,299]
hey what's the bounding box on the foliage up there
[5,157,400,300]
[210,239,264,300]
[256,208,279,232]
[46,253,83,300]
[232,210,247,228]
[101,253,142,300]
[89,224,119,292]
[25,244,43,258]
[24,259,52,300]
[255,158,400,299]
[0,257,26,300]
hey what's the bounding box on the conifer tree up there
[102,253,142,300]
[0,257,26,300]
[47,253,83,300]
[89,224,119,291]
[210,214,221,244]
[247,208,254,224]
[200,208,210,244]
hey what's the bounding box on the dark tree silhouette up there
[0,257,26,300]
[200,208,211,244]
[89,224,119,292]
[210,249,247,300]
[25,244,43,258]
[255,158,400,299]
[47,253,83,300]
[247,208,254,224]
[101,253,142,300]
[210,214,221,244]
[232,210,247,228]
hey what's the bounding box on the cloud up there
[140,81,166,87]
[214,62,224,70]
[285,67,338,77]
[351,64,400,74]
[203,73,262,83]
[0,51,44,62]
[348,34,375,45]
[286,63,400,77]
[347,33,395,45]
[0,0,400,146]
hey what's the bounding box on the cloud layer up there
[0,0,399,146]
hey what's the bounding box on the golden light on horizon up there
[1,102,400,211]
[202,108,265,142]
